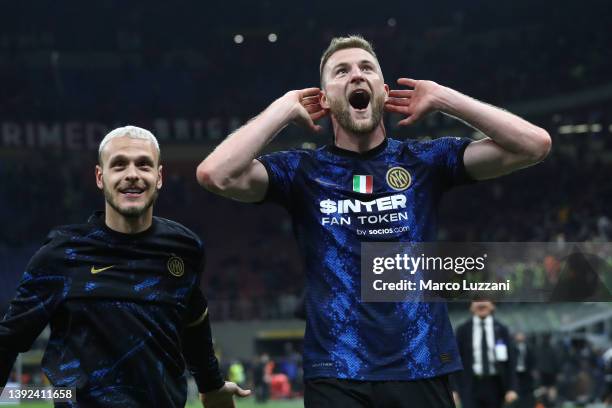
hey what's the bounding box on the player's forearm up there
[196,95,294,190]
[435,86,551,163]
[183,315,225,393]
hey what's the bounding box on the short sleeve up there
[416,137,473,189]
[256,150,303,208]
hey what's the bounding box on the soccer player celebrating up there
[197,36,551,407]
[0,126,249,407]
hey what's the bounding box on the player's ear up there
[320,90,330,110]
[384,83,390,103]
[95,165,104,190]
[157,165,163,189]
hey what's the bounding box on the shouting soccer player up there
[0,126,249,407]
[197,36,551,407]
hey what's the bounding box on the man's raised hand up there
[385,78,443,126]
[200,381,251,408]
[286,87,328,132]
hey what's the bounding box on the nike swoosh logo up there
[91,265,115,274]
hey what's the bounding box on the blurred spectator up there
[603,347,612,404]
[252,353,272,404]
[277,342,302,395]
[453,301,518,408]
[514,332,536,408]
[535,334,560,407]
[228,360,246,389]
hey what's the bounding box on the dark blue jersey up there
[258,137,472,381]
[0,212,223,407]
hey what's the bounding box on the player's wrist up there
[268,93,300,127]
[430,84,463,115]
[195,372,225,394]
[201,381,226,394]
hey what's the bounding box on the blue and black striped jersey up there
[0,212,223,407]
[258,136,472,381]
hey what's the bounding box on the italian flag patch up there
[353,175,373,193]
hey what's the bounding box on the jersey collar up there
[89,211,157,240]
[326,137,388,159]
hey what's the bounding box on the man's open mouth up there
[348,90,371,110]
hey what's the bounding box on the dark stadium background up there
[0,0,611,406]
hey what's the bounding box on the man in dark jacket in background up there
[453,301,518,408]
[514,332,536,408]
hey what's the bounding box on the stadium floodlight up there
[574,124,589,134]
[387,18,397,27]
[233,34,244,44]
[268,33,278,43]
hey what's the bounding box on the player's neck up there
[333,122,386,153]
[104,205,153,234]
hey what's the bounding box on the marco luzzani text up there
[371,253,511,292]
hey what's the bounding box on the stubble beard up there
[103,185,158,218]
[329,91,385,135]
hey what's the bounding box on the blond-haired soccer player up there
[197,36,550,407]
[0,126,249,407]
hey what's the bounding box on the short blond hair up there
[319,35,379,85]
[98,125,160,165]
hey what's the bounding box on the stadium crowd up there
[0,1,610,121]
